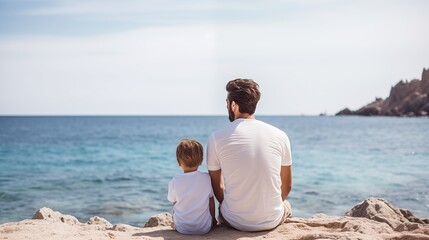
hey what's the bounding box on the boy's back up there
[168,171,213,235]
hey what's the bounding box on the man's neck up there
[235,113,255,120]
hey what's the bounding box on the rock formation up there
[346,198,429,231]
[144,212,173,227]
[336,68,429,117]
[32,207,80,225]
[1,198,428,239]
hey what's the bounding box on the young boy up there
[167,139,216,235]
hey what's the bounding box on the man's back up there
[207,118,292,231]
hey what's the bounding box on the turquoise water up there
[0,116,428,226]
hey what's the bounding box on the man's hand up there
[281,166,292,201]
[209,197,217,228]
[209,169,224,204]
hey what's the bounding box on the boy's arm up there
[280,166,292,201]
[209,170,224,204]
[168,180,177,203]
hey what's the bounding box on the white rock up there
[144,212,173,227]
[87,216,113,228]
[32,207,80,225]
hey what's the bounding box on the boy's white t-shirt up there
[167,171,213,235]
[207,118,292,231]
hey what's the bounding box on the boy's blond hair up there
[176,139,203,168]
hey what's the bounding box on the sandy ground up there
[1,198,428,240]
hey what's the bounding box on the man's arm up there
[280,166,292,201]
[209,197,217,227]
[209,170,224,204]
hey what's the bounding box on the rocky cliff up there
[337,68,429,117]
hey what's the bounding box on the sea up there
[0,116,428,226]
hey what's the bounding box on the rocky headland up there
[1,198,428,240]
[336,68,429,117]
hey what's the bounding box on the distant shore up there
[1,198,428,240]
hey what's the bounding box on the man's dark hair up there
[226,79,261,115]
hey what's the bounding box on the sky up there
[0,0,428,115]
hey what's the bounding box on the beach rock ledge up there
[1,198,428,240]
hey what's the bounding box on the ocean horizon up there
[1,115,428,226]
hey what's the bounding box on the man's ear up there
[231,101,239,112]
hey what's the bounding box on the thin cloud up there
[16,0,216,15]
[0,25,219,115]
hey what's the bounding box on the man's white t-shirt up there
[207,118,292,231]
[168,171,213,235]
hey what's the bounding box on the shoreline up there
[1,198,428,240]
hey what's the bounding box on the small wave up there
[0,178,12,183]
[305,191,319,196]
[321,199,335,205]
[92,179,103,183]
[369,148,381,152]
[402,197,420,202]
[81,177,103,184]
[106,177,133,182]
[0,192,20,202]
[141,189,158,194]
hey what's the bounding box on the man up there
[207,79,292,232]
